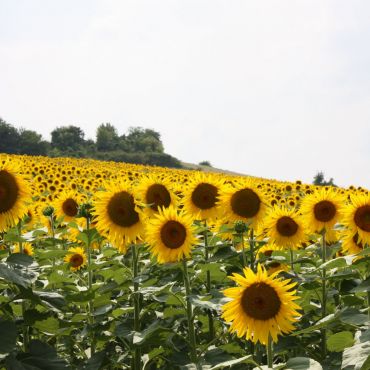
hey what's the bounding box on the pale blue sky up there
[1,1,369,187]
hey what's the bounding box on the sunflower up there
[219,181,267,227]
[257,244,289,275]
[54,191,82,223]
[182,173,223,220]
[13,242,34,256]
[93,183,144,244]
[264,206,306,249]
[300,188,343,233]
[64,246,87,271]
[136,175,176,217]
[341,232,366,256]
[222,264,301,345]
[0,160,31,231]
[145,206,197,263]
[342,194,370,245]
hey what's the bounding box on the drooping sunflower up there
[219,181,267,227]
[342,194,370,245]
[64,246,87,271]
[93,183,144,244]
[145,206,197,263]
[222,264,301,345]
[257,244,289,275]
[136,175,176,217]
[13,242,34,256]
[0,160,31,231]
[264,206,306,249]
[54,191,82,223]
[182,173,224,221]
[341,232,366,256]
[300,188,343,233]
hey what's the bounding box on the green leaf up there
[0,321,17,354]
[24,309,50,326]
[198,263,227,283]
[285,357,323,370]
[342,341,370,370]
[83,350,107,370]
[209,355,257,369]
[340,308,369,326]
[292,314,336,336]
[327,331,354,352]
[7,253,34,267]
[360,355,370,370]
[351,277,370,293]
[34,317,59,335]
[66,290,95,303]
[0,264,33,288]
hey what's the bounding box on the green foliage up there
[313,171,337,187]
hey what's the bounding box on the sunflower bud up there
[234,220,247,234]
[78,202,93,219]
[43,206,54,217]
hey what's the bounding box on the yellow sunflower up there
[136,175,176,217]
[264,206,306,249]
[93,183,144,244]
[0,160,31,231]
[219,181,267,227]
[64,246,87,271]
[342,193,370,245]
[54,191,82,223]
[145,206,197,263]
[300,188,343,233]
[181,173,224,221]
[257,244,289,275]
[13,242,34,256]
[341,232,366,256]
[222,264,301,345]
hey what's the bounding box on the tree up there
[51,125,85,151]
[18,128,49,155]
[313,171,336,187]
[0,118,20,154]
[125,127,164,153]
[96,123,119,151]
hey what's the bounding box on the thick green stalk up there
[240,231,247,267]
[86,217,95,356]
[266,335,273,369]
[290,248,294,272]
[204,221,214,341]
[249,228,255,272]
[321,230,327,358]
[182,258,198,366]
[131,244,141,370]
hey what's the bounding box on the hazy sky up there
[1,1,369,188]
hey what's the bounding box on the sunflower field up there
[0,154,369,370]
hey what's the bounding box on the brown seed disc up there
[230,188,261,218]
[62,198,78,217]
[70,254,84,267]
[354,205,370,232]
[160,220,187,249]
[241,282,281,320]
[276,216,298,237]
[313,200,336,222]
[107,191,140,227]
[0,170,19,213]
[191,183,218,210]
[146,184,171,211]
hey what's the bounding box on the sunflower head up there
[54,191,82,223]
[13,242,34,256]
[301,188,343,233]
[222,264,301,345]
[145,206,197,264]
[264,206,306,249]
[64,246,87,271]
[257,244,289,275]
[0,160,31,231]
[182,173,224,221]
[219,180,267,227]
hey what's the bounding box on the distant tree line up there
[313,171,337,187]
[0,118,182,168]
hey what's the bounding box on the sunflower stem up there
[250,228,255,272]
[17,221,29,351]
[321,229,327,359]
[204,221,215,341]
[240,231,247,267]
[131,244,141,370]
[290,248,294,272]
[266,335,273,369]
[86,216,95,356]
[182,258,198,367]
